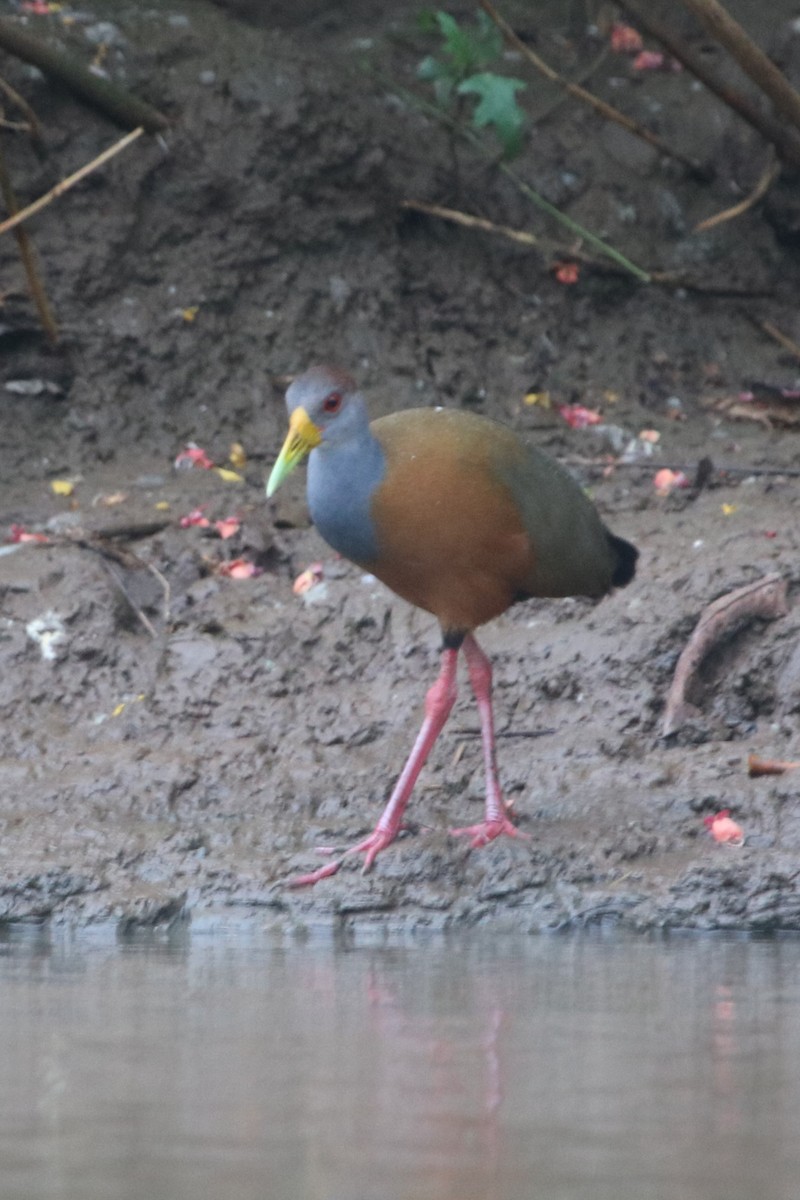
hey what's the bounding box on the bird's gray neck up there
[307,424,385,565]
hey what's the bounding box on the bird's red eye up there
[323,391,342,414]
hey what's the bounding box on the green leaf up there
[457,73,527,158]
[470,10,504,68]
[430,10,505,78]
[435,11,480,76]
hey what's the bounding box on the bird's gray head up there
[266,365,370,497]
[286,365,369,447]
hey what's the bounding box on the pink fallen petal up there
[214,517,241,540]
[553,261,580,285]
[633,50,681,72]
[179,508,211,528]
[218,558,262,579]
[293,563,325,596]
[558,404,602,430]
[704,810,744,846]
[9,524,49,544]
[653,468,689,497]
[174,443,215,470]
[610,23,643,54]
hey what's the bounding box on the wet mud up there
[0,0,799,934]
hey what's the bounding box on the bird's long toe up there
[449,814,528,849]
[286,858,343,888]
[286,826,400,887]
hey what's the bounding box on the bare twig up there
[88,519,172,541]
[478,0,708,178]
[705,383,800,428]
[662,574,789,737]
[0,74,43,145]
[404,193,774,292]
[678,0,800,134]
[0,18,169,132]
[618,0,800,169]
[0,126,144,238]
[498,159,650,280]
[694,152,780,232]
[102,561,159,639]
[63,530,151,566]
[744,314,800,363]
[63,527,171,635]
[0,139,58,342]
[403,198,776,294]
[402,199,538,245]
[748,753,800,778]
[147,562,172,627]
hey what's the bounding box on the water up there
[1,927,799,1200]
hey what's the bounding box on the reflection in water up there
[1,928,799,1200]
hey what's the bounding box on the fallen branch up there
[402,199,538,246]
[744,314,800,363]
[617,0,800,168]
[662,574,789,737]
[87,519,172,541]
[748,753,800,777]
[402,198,775,294]
[478,0,708,178]
[694,152,780,233]
[147,562,172,628]
[102,560,158,639]
[64,519,172,545]
[678,0,800,135]
[705,382,800,428]
[0,116,30,134]
[0,17,169,132]
[0,137,58,342]
[0,126,144,238]
[63,527,171,635]
[0,73,43,145]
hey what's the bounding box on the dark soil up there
[1,0,799,935]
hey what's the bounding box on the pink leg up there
[450,634,526,848]
[289,647,460,886]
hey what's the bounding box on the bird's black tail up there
[608,533,638,588]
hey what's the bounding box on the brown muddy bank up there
[0,0,798,934]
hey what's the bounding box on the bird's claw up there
[449,814,529,849]
[287,858,342,888]
[286,825,399,888]
[287,815,527,886]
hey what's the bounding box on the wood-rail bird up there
[267,365,638,886]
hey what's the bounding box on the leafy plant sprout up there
[417,9,528,159]
[410,7,650,282]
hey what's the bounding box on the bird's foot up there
[449,813,529,850]
[286,824,400,888]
